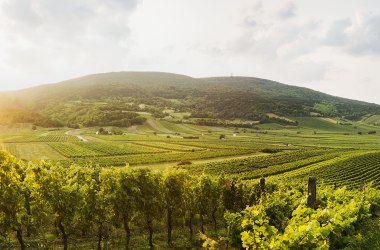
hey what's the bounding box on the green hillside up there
[362,114,380,126]
[1,71,380,128]
[12,72,200,101]
[201,76,380,119]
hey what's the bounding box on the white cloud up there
[0,0,139,88]
[0,0,379,104]
[324,12,380,56]
[277,2,296,19]
[346,12,380,55]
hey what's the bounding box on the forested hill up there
[199,76,380,120]
[1,71,380,127]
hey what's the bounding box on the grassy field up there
[1,115,380,189]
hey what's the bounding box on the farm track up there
[65,130,89,142]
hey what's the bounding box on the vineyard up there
[73,142,167,155]
[0,151,379,249]
[307,152,380,189]
[128,141,207,152]
[0,119,380,190]
[48,142,104,157]
[183,148,344,175]
[62,148,257,167]
[0,132,78,143]
[0,113,379,249]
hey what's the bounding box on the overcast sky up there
[0,0,380,104]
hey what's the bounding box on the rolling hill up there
[1,71,380,127]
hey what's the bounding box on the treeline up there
[178,116,297,129]
[38,100,149,128]
[0,109,63,127]
[37,98,168,128]
[0,151,379,249]
[184,119,259,129]
[190,90,310,120]
[83,111,146,127]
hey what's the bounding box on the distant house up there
[96,128,112,135]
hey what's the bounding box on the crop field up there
[0,142,66,160]
[0,134,78,143]
[183,148,347,175]
[0,116,380,189]
[306,151,380,189]
[76,141,168,155]
[48,142,104,157]
[61,148,257,167]
[128,141,207,152]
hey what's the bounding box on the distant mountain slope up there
[201,76,328,99]
[200,76,380,119]
[1,71,379,127]
[12,72,201,102]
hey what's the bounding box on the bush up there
[261,148,281,154]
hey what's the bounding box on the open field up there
[1,115,380,189]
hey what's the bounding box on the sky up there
[0,0,380,104]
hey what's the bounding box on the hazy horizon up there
[1,0,380,104]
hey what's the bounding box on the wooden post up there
[260,177,266,195]
[307,176,317,209]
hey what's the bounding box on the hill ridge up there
[0,71,379,127]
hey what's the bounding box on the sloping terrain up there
[1,71,380,127]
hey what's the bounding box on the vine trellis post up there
[307,176,317,209]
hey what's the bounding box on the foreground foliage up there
[0,150,379,249]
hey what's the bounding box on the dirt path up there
[65,129,89,142]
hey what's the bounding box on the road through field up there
[65,130,89,142]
